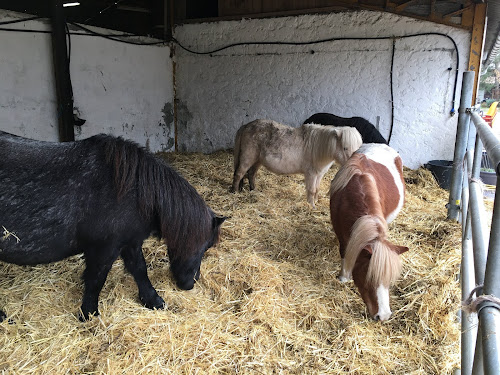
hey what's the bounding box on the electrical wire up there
[84,0,124,23]
[388,38,396,145]
[172,32,460,118]
[68,22,167,45]
[0,16,42,25]
[0,13,461,127]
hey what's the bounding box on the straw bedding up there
[0,150,462,374]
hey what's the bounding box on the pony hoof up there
[78,309,99,322]
[0,311,6,323]
[338,275,351,283]
[142,295,165,310]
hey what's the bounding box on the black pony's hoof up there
[78,309,99,322]
[0,310,6,322]
[142,295,165,310]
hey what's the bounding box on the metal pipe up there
[471,135,483,180]
[468,144,489,375]
[483,174,500,294]
[462,150,473,233]
[479,175,500,375]
[472,330,485,375]
[479,308,500,375]
[471,112,500,176]
[471,112,500,293]
[448,71,475,221]
[468,112,500,375]
[461,205,477,374]
[469,180,488,286]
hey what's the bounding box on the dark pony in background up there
[0,130,225,321]
[304,112,388,144]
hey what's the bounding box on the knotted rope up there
[462,285,500,315]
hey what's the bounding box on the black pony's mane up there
[93,134,212,258]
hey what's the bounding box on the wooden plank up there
[460,0,474,28]
[174,0,186,21]
[468,3,487,105]
[443,5,472,21]
[178,0,473,31]
[430,0,436,19]
[395,0,418,12]
[219,0,262,16]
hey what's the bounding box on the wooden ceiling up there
[177,0,479,29]
[0,0,482,36]
[0,1,495,63]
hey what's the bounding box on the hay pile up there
[0,150,462,374]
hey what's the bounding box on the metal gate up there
[447,71,500,375]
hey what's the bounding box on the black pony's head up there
[169,214,226,290]
[101,134,226,290]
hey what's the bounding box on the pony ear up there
[213,215,228,228]
[391,244,408,255]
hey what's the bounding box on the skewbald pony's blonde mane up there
[303,125,362,168]
[344,215,402,287]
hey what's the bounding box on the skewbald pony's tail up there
[344,215,402,287]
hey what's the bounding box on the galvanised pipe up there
[461,205,477,374]
[448,71,475,221]
[471,112,500,176]
[469,113,500,375]
[470,135,488,287]
[461,150,478,375]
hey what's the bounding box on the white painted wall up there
[0,10,174,152]
[174,11,471,168]
[0,9,472,168]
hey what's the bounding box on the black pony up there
[0,130,225,321]
[303,112,388,144]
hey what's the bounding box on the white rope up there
[462,285,500,315]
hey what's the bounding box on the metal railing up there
[448,72,500,375]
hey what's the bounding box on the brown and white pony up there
[232,119,362,208]
[329,143,408,321]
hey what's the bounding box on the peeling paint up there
[162,102,174,127]
[175,100,192,131]
[175,100,193,152]
[159,102,175,151]
[0,9,173,150]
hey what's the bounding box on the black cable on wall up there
[0,15,461,143]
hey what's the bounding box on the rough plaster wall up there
[69,28,175,152]
[174,11,470,168]
[0,10,174,152]
[0,15,57,141]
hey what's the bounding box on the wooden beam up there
[443,5,473,21]
[460,0,474,28]
[50,0,75,142]
[468,3,487,105]
[430,0,436,19]
[395,0,418,12]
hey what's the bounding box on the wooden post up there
[50,0,75,142]
[468,3,487,105]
